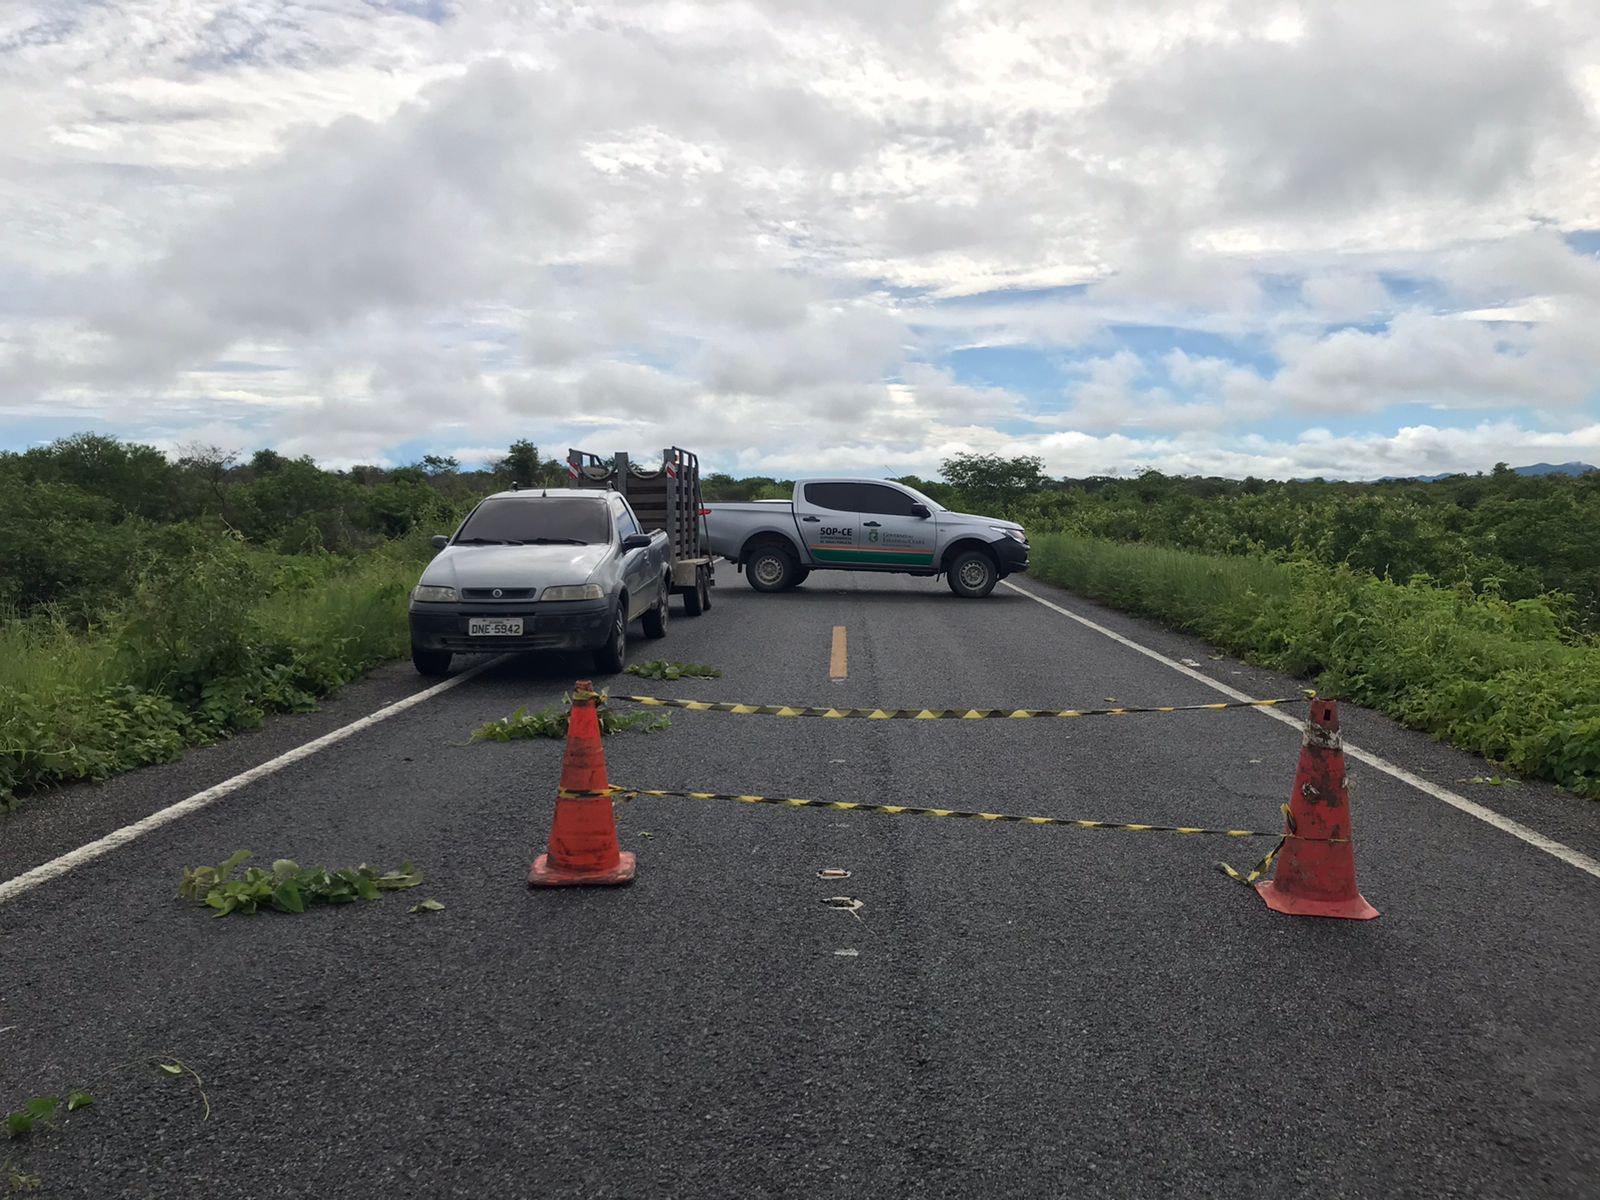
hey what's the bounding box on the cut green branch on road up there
[470,700,670,741]
[178,849,424,916]
[3,1056,202,1194]
[625,660,722,680]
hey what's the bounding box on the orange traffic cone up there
[528,681,637,887]
[1258,698,1377,919]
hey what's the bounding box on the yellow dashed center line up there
[829,625,848,681]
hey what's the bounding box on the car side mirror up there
[621,533,652,550]
[431,535,449,549]
[909,503,931,519]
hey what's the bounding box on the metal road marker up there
[1000,580,1600,883]
[829,625,848,681]
[0,656,509,908]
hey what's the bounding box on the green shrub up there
[0,538,425,810]
[1029,533,1600,798]
[114,536,264,701]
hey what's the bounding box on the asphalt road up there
[3,569,1599,1198]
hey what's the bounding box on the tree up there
[419,454,459,476]
[496,440,543,486]
[250,449,287,475]
[939,453,1048,507]
[25,432,172,519]
[175,443,241,522]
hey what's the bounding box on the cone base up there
[1257,880,1378,920]
[528,851,637,888]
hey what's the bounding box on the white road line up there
[1002,580,1600,882]
[0,656,506,908]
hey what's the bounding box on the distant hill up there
[1510,461,1596,477]
[1392,462,1596,483]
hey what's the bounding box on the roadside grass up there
[1029,533,1600,799]
[0,539,424,810]
[0,610,119,698]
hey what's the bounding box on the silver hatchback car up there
[407,488,673,676]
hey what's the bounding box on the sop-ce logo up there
[821,526,850,536]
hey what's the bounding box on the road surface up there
[3,571,1598,1198]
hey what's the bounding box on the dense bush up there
[0,537,422,808]
[0,433,526,619]
[1030,534,1600,798]
[0,433,578,808]
[991,464,1600,626]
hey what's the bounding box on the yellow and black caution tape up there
[562,784,1326,842]
[611,694,1314,721]
[1216,805,1297,886]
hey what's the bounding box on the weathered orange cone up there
[528,681,636,887]
[1258,699,1377,919]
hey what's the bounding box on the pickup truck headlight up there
[411,585,458,602]
[541,583,604,601]
[991,526,1027,543]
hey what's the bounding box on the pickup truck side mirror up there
[621,533,653,551]
[431,534,450,549]
[909,503,931,519]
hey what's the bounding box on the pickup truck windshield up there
[455,497,611,545]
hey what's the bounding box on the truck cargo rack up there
[566,446,715,613]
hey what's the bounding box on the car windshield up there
[455,497,611,545]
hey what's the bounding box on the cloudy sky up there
[4,1,1600,479]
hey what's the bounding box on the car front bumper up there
[408,599,614,653]
[993,536,1029,577]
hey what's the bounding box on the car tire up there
[592,603,628,673]
[642,583,670,638]
[790,568,809,588]
[946,549,998,598]
[700,569,713,610]
[747,545,799,593]
[683,567,707,616]
[411,644,452,677]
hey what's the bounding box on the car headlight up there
[542,583,604,601]
[990,526,1027,543]
[411,584,457,602]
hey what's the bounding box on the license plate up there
[468,617,523,637]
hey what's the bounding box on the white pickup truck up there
[704,478,1028,598]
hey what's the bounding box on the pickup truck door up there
[850,483,938,569]
[614,499,655,617]
[794,482,859,566]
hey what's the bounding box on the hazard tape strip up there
[611,694,1314,721]
[1216,804,1296,885]
[561,785,1324,841]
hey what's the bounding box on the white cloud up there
[2,0,1600,478]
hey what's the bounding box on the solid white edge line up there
[0,655,508,908]
[1001,579,1600,882]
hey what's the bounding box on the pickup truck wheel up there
[683,568,707,616]
[747,546,798,593]
[947,550,998,598]
[411,645,452,677]
[593,605,628,673]
[790,568,809,587]
[642,584,670,638]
